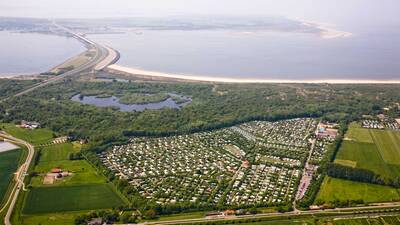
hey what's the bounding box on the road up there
[4,22,119,99]
[0,132,35,225]
[294,124,319,209]
[121,202,400,225]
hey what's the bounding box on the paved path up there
[0,23,119,102]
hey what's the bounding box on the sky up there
[0,0,399,28]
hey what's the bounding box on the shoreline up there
[107,64,400,84]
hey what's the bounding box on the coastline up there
[107,64,400,84]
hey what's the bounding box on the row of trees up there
[297,124,346,209]
[327,163,400,188]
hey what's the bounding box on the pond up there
[71,93,191,112]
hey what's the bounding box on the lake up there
[88,27,400,81]
[0,31,85,76]
[71,94,191,112]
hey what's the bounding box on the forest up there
[1,79,399,147]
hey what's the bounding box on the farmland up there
[0,123,54,145]
[0,149,22,205]
[333,216,400,225]
[30,159,106,187]
[370,129,400,164]
[23,184,125,214]
[38,143,80,162]
[318,122,400,205]
[19,211,88,225]
[316,177,400,204]
[20,140,127,221]
[335,124,400,180]
[29,143,106,187]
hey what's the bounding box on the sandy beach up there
[297,18,353,39]
[107,64,400,84]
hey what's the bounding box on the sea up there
[1,24,400,81]
[0,31,85,76]
[86,25,400,81]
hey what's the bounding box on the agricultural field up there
[19,211,88,225]
[30,159,106,187]
[0,123,54,145]
[316,177,400,204]
[99,118,333,208]
[23,184,125,214]
[38,143,80,162]
[0,149,22,204]
[22,141,126,217]
[335,124,400,180]
[29,142,105,187]
[370,129,400,164]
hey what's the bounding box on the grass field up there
[0,149,22,204]
[23,184,125,214]
[316,177,400,203]
[334,216,400,225]
[370,129,400,164]
[38,143,80,162]
[30,142,105,187]
[335,125,400,180]
[344,123,374,143]
[31,159,106,187]
[22,140,127,217]
[0,123,54,145]
[20,211,88,225]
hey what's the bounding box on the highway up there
[7,22,119,99]
[0,132,35,225]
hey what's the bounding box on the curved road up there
[7,23,119,99]
[0,132,35,225]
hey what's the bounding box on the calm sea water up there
[88,27,400,80]
[0,31,85,76]
[2,26,399,80]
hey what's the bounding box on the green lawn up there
[143,211,206,222]
[0,123,54,145]
[31,160,105,187]
[0,149,22,204]
[316,177,400,204]
[370,129,400,165]
[334,141,400,178]
[39,143,80,162]
[30,142,104,187]
[334,126,400,180]
[23,184,125,214]
[20,211,88,225]
[344,123,374,143]
[334,216,400,225]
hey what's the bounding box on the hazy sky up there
[1,0,399,26]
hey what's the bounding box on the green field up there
[334,216,400,225]
[30,142,105,187]
[23,184,125,214]
[20,211,86,225]
[22,140,126,217]
[0,123,54,145]
[344,123,374,143]
[0,149,22,204]
[370,129,400,164]
[39,143,80,162]
[316,177,400,203]
[31,159,106,187]
[335,125,400,180]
